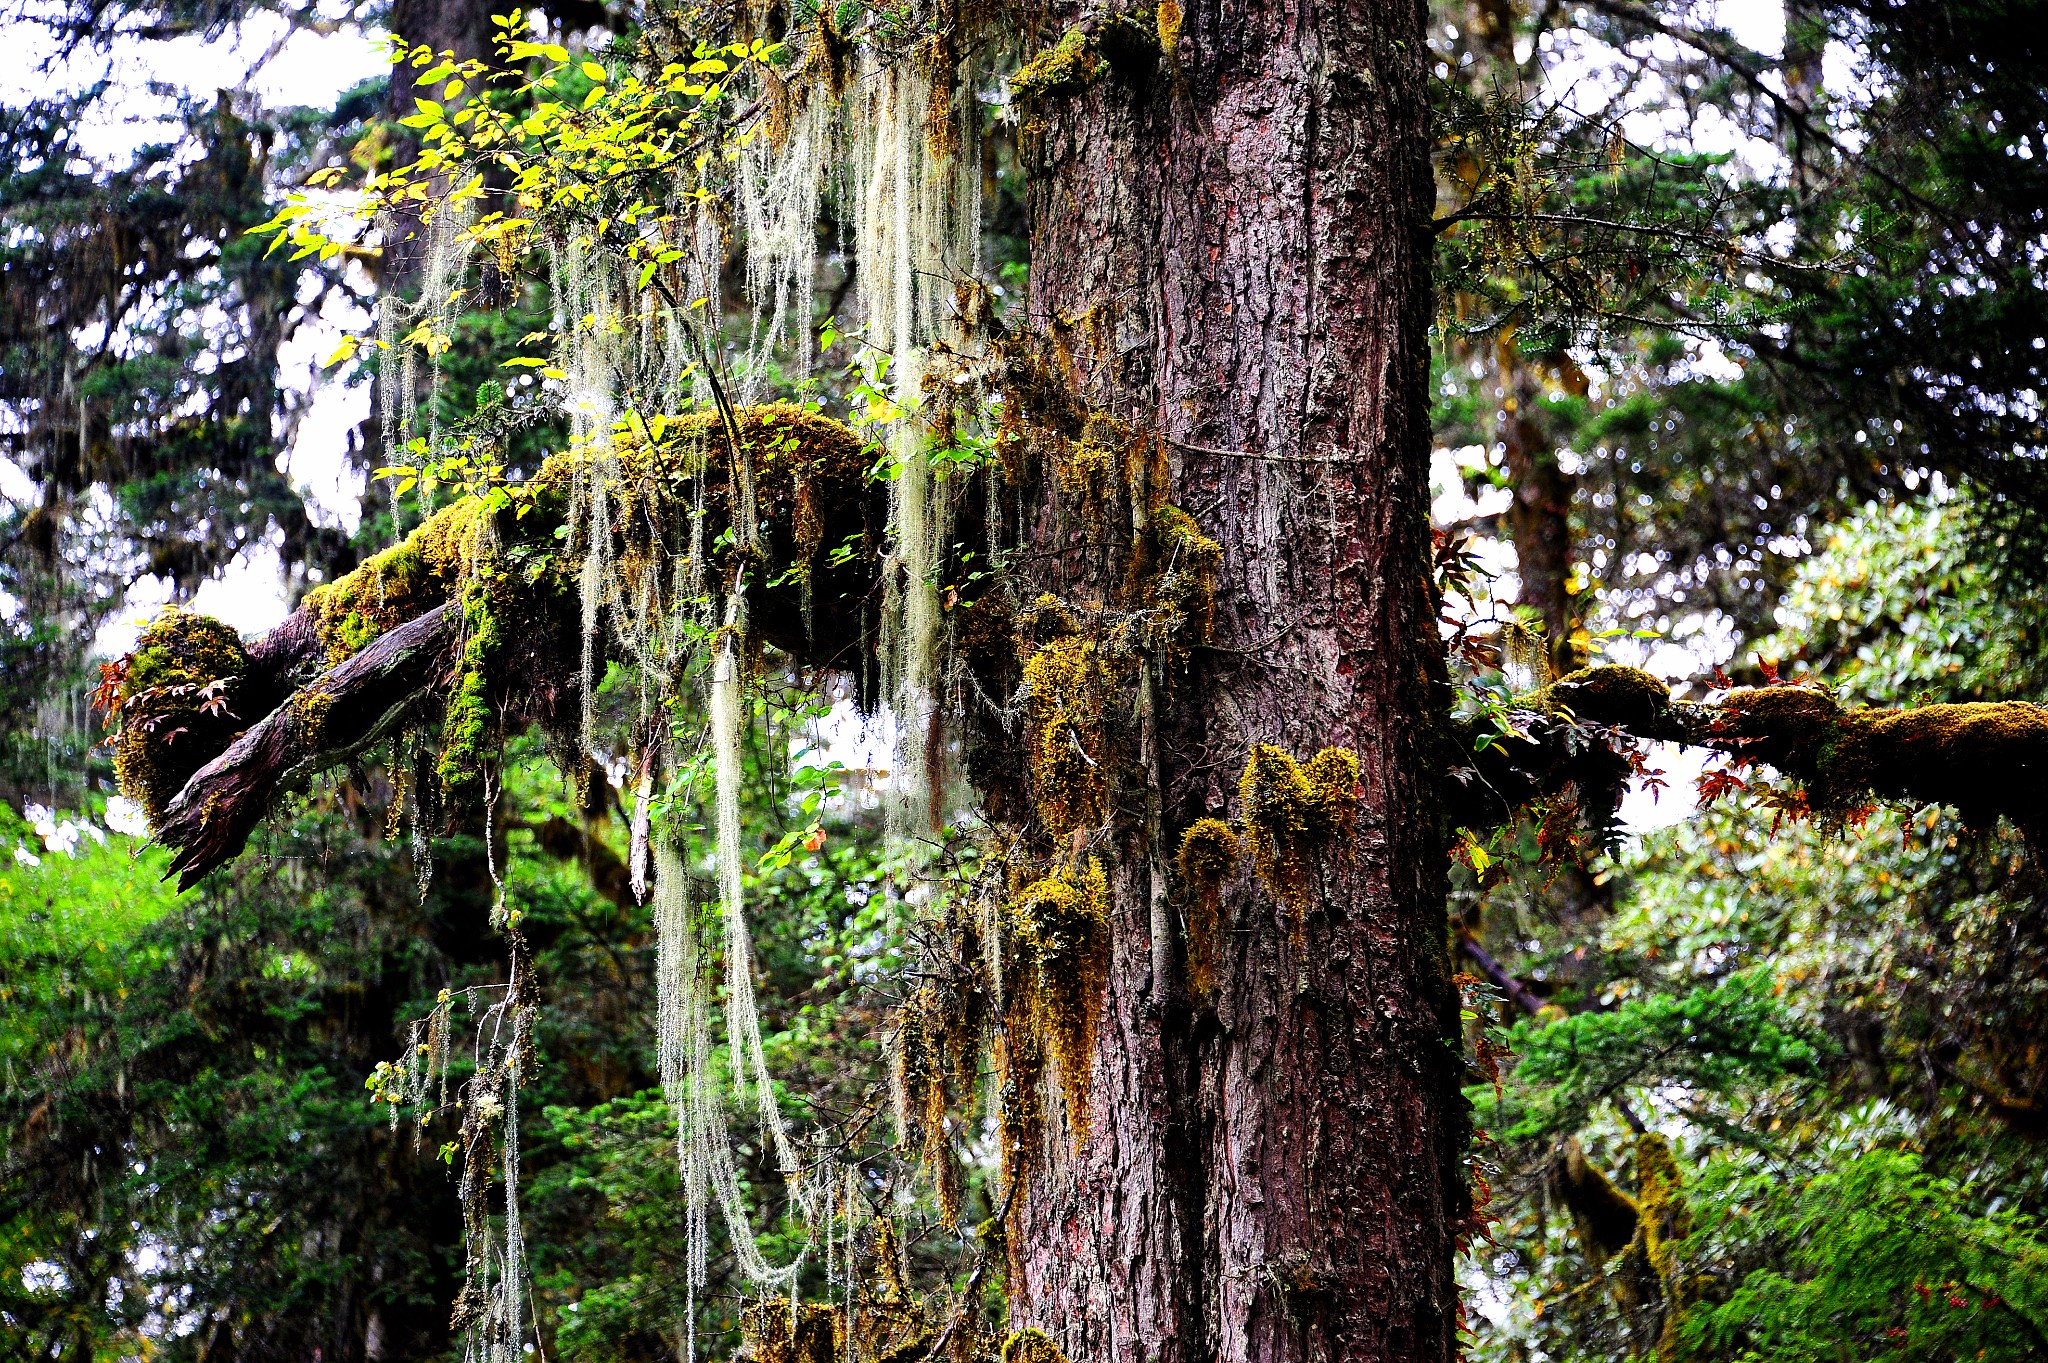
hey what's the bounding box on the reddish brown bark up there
[1007,1,1465,1360]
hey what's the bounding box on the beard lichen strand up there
[738,84,830,401]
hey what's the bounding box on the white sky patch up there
[93,534,291,656]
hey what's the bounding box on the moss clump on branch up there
[112,608,251,823]
[1533,664,1674,731]
[1238,744,1360,922]
[1009,858,1112,1145]
[306,498,490,664]
[741,1299,843,1363]
[1177,817,1240,997]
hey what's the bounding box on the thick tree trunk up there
[1010,1,1465,1360]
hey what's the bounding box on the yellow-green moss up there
[1236,744,1359,923]
[1149,504,1222,645]
[1021,636,1111,839]
[287,686,336,747]
[1001,1327,1070,1363]
[112,608,251,826]
[1176,817,1240,997]
[305,497,489,664]
[1008,857,1111,1146]
[741,1299,842,1363]
[1009,27,1105,105]
[1155,0,1184,57]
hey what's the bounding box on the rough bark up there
[1008,1,1464,1359]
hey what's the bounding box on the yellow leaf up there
[582,61,607,82]
[324,336,359,368]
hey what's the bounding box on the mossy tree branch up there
[1446,664,2048,842]
[113,405,882,887]
[154,603,460,889]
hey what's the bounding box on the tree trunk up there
[1009,1,1465,1359]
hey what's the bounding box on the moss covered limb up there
[1445,663,2048,839]
[111,406,880,884]
[152,604,459,889]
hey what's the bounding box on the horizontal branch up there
[156,604,460,889]
[1448,665,2048,842]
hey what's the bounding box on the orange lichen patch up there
[1176,818,1240,997]
[1236,744,1360,921]
[740,1299,842,1363]
[1008,857,1112,1145]
[111,608,251,825]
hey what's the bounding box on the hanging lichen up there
[1237,744,1361,923]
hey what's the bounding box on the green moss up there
[1176,818,1240,997]
[112,608,251,826]
[436,574,510,801]
[1001,1327,1070,1363]
[1237,744,1359,924]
